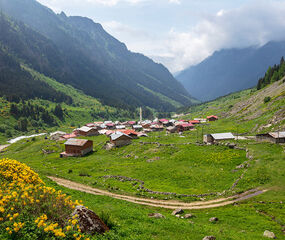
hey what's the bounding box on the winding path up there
[48,176,267,209]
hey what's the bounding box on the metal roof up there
[269,131,285,138]
[116,125,126,129]
[110,132,132,141]
[77,126,92,132]
[133,125,142,128]
[64,138,89,146]
[210,132,235,140]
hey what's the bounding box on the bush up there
[0,158,92,240]
[263,96,271,103]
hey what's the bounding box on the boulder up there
[209,217,219,222]
[71,206,109,235]
[202,236,216,240]
[104,143,115,150]
[184,214,195,219]
[263,230,276,239]
[148,213,165,219]
[172,208,184,215]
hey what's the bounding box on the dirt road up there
[48,176,267,209]
[0,145,10,152]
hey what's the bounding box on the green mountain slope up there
[0,65,137,144]
[180,78,285,134]
[0,0,195,111]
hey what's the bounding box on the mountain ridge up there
[177,41,285,102]
[0,0,194,111]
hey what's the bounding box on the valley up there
[0,79,284,239]
[0,0,284,239]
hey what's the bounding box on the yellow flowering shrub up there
[0,158,90,240]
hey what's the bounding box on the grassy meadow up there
[0,123,284,239]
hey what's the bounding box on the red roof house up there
[60,139,93,157]
[177,123,194,132]
[207,115,218,121]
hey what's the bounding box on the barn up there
[74,126,99,136]
[207,115,218,121]
[256,132,285,144]
[110,132,132,147]
[177,123,194,132]
[204,132,235,143]
[60,139,93,157]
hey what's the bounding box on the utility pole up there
[139,107,142,123]
[236,125,239,142]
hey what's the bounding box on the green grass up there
[0,128,284,239]
[1,133,247,199]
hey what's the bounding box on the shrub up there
[263,96,271,103]
[0,158,91,240]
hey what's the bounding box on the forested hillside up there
[257,57,285,89]
[0,0,195,111]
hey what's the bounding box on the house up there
[50,131,66,141]
[110,132,132,147]
[204,132,235,143]
[194,118,207,123]
[99,129,108,135]
[61,133,78,140]
[85,123,95,128]
[159,119,169,124]
[150,125,164,132]
[126,121,136,126]
[60,139,93,157]
[207,115,218,121]
[256,132,285,144]
[132,125,143,131]
[105,130,114,136]
[137,132,148,137]
[166,126,177,133]
[119,129,139,139]
[189,120,200,125]
[106,123,115,130]
[116,125,126,130]
[74,126,99,136]
[177,123,194,132]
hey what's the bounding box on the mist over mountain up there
[0,0,194,111]
[177,41,285,102]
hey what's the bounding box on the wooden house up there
[177,123,194,132]
[110,132,132,147]
[132,125,143,131]
[119,130,139,139]
[207,115,218,121]
[74,126,99,136]
[60,139,93,157]
[204,132,235,144]
[150,125,164,132]
[166,126,177,133]
[106,123,115,130]
[256,132,285,144]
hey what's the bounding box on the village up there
[48,114,285,158]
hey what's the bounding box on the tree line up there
[257,57,285,90]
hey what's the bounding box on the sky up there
[37,0,285,73]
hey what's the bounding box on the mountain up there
[180,78,285,134]
[176,41,285,102]
[0,0,194,111]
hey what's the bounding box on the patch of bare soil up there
[48,176,267,210]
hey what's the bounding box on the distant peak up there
[59,11,67,18]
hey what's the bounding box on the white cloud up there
[38,0,285,72]
[168,0,181,4]
[157,0,285,72]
